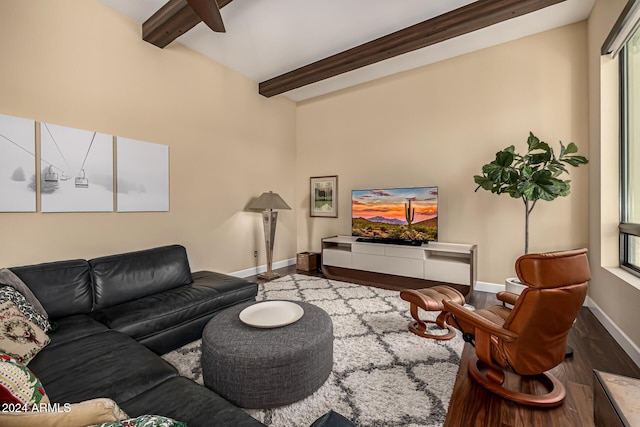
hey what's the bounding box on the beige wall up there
[588,0,640,348]
[297,23,589,284]
[0,0,297,273]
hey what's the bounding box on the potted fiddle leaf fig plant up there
[473,132,588,293]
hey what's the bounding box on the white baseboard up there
[230,258,297,278]
[475,281,504,294]
[585,297,640,368]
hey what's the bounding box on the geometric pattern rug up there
[162,274,464,427]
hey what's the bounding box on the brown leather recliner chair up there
[443,248,590,407]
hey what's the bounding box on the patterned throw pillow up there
[0,269,48,319]
[0,285,50,333]
[0,351,48,407]
[89,414,187,427]
[0,302,50,364]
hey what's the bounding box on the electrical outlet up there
[254,250,258,258]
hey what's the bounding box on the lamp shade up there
[247,191,291,210]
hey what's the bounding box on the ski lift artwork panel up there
[117,137,169,212]
[0,113,36,212]
[75,169,88,188]
[40,122,113,212]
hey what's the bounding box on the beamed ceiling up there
[98,0,594,101]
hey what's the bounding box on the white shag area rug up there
[162,274,464,427]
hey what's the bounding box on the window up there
[620,26,640,276]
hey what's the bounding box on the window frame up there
[620,40,640,276]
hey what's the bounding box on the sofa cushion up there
[10,260,92,319]
[45,315,109,350]
[0,301,50,364]
[90,245,193,310]
[0,351,49,407]
[120,376,264,427]
[28,330,177,404]
[89,272,257,344]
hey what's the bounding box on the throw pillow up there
[0,269,48,319]
[0,302,50,364]
[89,414,187,427]
[0,352,48,407]
[0,397,128,427]
[0,285,50,333]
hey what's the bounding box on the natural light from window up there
[621,25,640,274]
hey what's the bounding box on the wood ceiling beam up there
[143,0,233,49]
[259,0,565,98]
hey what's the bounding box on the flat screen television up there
[351,186,438,245]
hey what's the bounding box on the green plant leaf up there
[548,160,568,177]
[556,180,571,197]
[483,163,506,183]
[495,150,514,167]
[564,142,578,155]
[527,132,540,151]
[507,189,522,198]
[529,151,551,164]
[473,176,494,192]
[562,155,589,167]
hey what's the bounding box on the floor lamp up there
[248,191,291,280]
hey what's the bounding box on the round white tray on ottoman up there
[238,300,304,328]
[202,300,333,409]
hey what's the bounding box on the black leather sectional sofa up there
[10,244,264,426]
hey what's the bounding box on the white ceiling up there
[97,0,595,102]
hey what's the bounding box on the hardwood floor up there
[249,266,640,426]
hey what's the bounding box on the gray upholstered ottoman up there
[202,300,333,409]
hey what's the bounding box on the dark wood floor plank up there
[249,266,640,426]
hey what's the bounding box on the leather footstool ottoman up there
[202,300,333,409]
[400,285,466,340]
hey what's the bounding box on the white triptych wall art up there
[40,122,113,212]
[0,114,36,212]
[117,137,169,212]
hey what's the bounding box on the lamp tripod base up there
[257,271,281,281]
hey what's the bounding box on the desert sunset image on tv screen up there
[351,187,438,241]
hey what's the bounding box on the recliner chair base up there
[468,356,566,407]
[408,310,457,341]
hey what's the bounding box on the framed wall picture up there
[310,175,337,217]
[116,137,169,212]
[40,122,113,213]
[0,114,36,212]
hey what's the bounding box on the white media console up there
[321,236,477,297]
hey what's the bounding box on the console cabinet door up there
[424,252,470,285]
[323,248,352,268]
[352,253,424,279]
